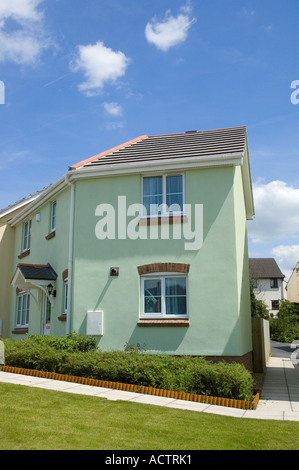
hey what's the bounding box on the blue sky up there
[0,0,298,278]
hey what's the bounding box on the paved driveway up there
[270,340,293,358]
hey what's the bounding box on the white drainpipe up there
[65,173,75,335]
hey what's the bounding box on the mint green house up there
[9,127,255,369]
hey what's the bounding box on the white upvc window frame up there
[16,292,30,328]
[51,201,57,232]
[22,219,32,252]
[140,273,188,319]
[63,278,68,314]
[141,173,185,218]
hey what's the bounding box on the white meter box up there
[86,310,104,336]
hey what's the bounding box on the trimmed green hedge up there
[3,334,254,401]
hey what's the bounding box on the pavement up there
[0,342,298,422]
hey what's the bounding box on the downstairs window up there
[141,275,188,318]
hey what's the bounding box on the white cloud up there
[106,121,126,131]
[0,0,44,23]
[71,42,130,96]
[272,245,299,280]
[239,8,256,17]
[145,3,196,51]
[0,29,45,65]
[248,180,299,244]
[103,102,123,117]
[0,0,48,65]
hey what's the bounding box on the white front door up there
[42,294,51,335]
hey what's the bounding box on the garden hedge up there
[2,334,254,401]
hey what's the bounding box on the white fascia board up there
[11,267,26,288]
[0,194,42,220]
[10,177,66,227]
[68,152,245,181]
[9,150,254,225]
[241,141,255,220]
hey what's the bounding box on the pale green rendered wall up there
[10,189,71,338]
[9,166,252,358]
[70,166,252,356]
[233,166,253,355]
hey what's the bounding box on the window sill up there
[45,230,55,240]
[12,327,28,334]
[58,314,67,322]
[137,319,190,327]
[138,215,188,226]
[18,249,30,259]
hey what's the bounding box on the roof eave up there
[241,138,255,220]
[9,133,255,224]
[10,176,67,227]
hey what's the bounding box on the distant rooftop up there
[249,258,285,279]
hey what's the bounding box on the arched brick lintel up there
[137,263,190,275]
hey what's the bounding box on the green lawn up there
[0,382,298,450]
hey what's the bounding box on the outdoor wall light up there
[47,283,56,298]
[110,267,119,277]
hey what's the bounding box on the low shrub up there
[270,300,299,343]
[24,332,98,353]
[3,335,254,401]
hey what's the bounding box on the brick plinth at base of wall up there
[204,351,253,372]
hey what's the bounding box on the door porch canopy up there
[11,263,58,305]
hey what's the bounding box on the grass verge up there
[0,382,298,450]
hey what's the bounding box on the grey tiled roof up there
[17,263,57,281]
[0,185,52,218]
[80,127,247,168]
[249,258,285,279]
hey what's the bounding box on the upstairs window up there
[142,174,184,217]
[22,220,31,252]
[51,201,56,232]
[270,278,278,288]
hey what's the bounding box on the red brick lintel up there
[137,263,190,275]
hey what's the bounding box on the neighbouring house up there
[249,258,286,315]
[8,126,255,369]
[0,188,49,338]
[286,261,299,304]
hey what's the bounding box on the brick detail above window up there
[62,269,68,281]
[137,263,190,275]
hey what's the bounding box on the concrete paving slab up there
[65,385,113,395]
[201,405,246,417]
[165,400,211,412]
[93,389,142,401]
[129,395,176,406]
[28,380,82,391]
